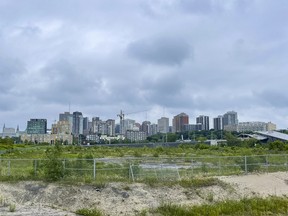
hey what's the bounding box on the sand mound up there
[0,172,288,215]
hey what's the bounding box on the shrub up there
[76,208,103,216]
[42,144,65,181]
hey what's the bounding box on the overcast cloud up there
[0,0,288,130]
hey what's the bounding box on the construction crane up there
[117,109,149,138]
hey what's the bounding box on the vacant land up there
[0,172,288,215]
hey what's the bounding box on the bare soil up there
[0,172,288,215]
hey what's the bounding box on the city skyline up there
[0,109,278,132]
[1,1,288,130]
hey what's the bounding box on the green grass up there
[2,144,288,159]
[152,196,288,216]
[76,208,103,216]
[1,145,288,183]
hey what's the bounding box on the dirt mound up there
[0,172,288,215]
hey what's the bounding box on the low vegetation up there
[151,196,288,216]
[76,208,103,216]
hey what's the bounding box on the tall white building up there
[158,117,169,133]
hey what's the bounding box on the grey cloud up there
[0,57,25,93]
[127,37,192,66]
[138,74,189,108]
[16,25,41,37]
[178,0,212,14]
[1,0,288,129]
[256,90,288,108]
[29,60,104,105]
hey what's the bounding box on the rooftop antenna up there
[69,102,71,113]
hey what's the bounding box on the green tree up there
[269,140,285,151]
[225,132,242,146]
[43,144,65,181]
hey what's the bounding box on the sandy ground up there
[0,172,288,215]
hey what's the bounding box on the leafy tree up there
[43,144,65,181]
[166,133,177,142]
[269,140,286,151]
[225,132,242,146]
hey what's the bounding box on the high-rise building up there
[72,111,83,136]
[106,119,116,136]
[59,112,73,133]
[51,120,71,135]
[122,119,136,133]
[150,124,158,135]
[223,111,238,131]
[83,117,91,135]
[172,113,189,133]
[92,117,115,136]
[26,119,47,134]
[141,121,151,136]
[92,117,103,134]
[213,115,223,130]
[196,115,210,131]
[158,117,169,133]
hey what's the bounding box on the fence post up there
[34,160,37,176]
[191,158,194,176]
[265,155,268,173]
[285,154,288,171]
[93,159,96,180]
[8,160,11,176]
[244,156,247,174]
[62,160,65,177]
[218,157,221,175]
[130,164,135,182]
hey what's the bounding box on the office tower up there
[72,111,83,136]
[122,119,136,133]
[158,117,169,133]
[150,123,158,135]
[196,115,210,131]
[223,111,238,131]
[172,112,189,133]
[141,121,151,135]
[92,117,101,134]
[92,117,106,135]
[51,120,71,135]
[106,119,116,136]
[59,112,73,133]
[223,111,238,126]
[213,115,223,130]
[26,119,47,134]
[83,117,90,135]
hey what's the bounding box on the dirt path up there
[0,172,288,215]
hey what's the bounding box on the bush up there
[76,208,103,216]
[43,144,65,181]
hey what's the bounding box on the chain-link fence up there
[1,154,288,181]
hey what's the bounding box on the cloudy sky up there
[1,0,288,130]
